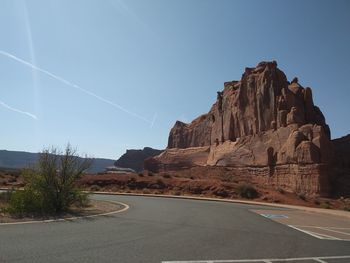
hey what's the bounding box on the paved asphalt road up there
[0,194,349,263]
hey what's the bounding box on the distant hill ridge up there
[0,150,115,174]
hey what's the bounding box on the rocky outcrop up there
[332,135,350,197]
[167,61,330,149]
[145,61,335,196]
[144,146,209,173]
[115,147,163,172]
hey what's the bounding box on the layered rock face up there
[145,61,335,196]
[331,135,350,197]
[168,61,330,148]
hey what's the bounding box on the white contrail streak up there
[0,100,38,120]
[0,50,154,125]
[150,112,158,128]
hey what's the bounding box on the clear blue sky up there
[0,0,349,160]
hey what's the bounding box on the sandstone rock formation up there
[331,135,350,197]
[115,147,163,172]
[145,61,335,196]
[167,61,330,149]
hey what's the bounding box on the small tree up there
[9,144,92,215]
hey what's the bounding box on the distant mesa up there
[144,61,349,197]
[0,150,114,174]
[115,147,163,172]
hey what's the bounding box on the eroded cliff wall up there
[145,61,335,196]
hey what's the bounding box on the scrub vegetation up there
[5,145,92,216]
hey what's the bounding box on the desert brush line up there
[0,100,38,120]
[0,50,155,125]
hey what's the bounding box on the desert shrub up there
[298,193,307,201]
[142,189,151,194]
[148,171,154,176]
[276,187,285,194]
[189,187,202,195]
[7,188,44,215]
[0,190,13,203]
[129,177,136,183]
[162,173,172,179]
[173,191,181,196]
[237,184,258,199]
[321,202,331,209]
[138,173,144,177]
[90,185,101,191]
[8,177,17,183]
[73,192,90,208]
[7,144,92,215]
[156,178,164,185]
[214,190,229,198]
[314,199,321,205]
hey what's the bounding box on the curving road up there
[0,194,349,263]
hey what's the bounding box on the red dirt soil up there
[77,167,350,211]
[1,167,349,211]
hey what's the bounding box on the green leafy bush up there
[237,184,258,199]
[8,145,92,215]
[7,188,44,215]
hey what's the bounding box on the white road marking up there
[260,214,289,219]
[318,227,350,237]
[287,225,332,240]
[303,230,342,240]
[0,201,129,226]
[162,255,350,263]
[293,225,350,230]
[287,225,350,241]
